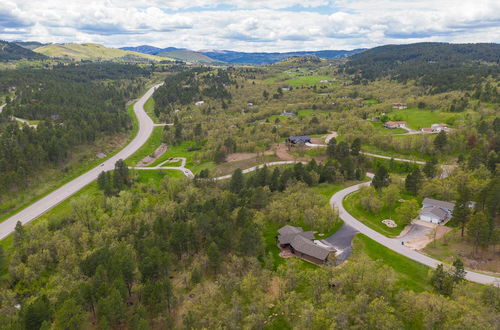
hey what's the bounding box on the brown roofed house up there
[277,225,335,264]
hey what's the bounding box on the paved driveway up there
[322,224,358,262]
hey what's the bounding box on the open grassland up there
[264,70,334,87]
[33,43,170,62]
[388,108,461,129]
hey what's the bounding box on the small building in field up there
[277,225,334,264]
[421,127,433,133]
[281,110,296,117]
[194,101,205,106]
[286,136,311,145]
[419,198,455,224]
[392,103,408,109]
[384,121,407,129]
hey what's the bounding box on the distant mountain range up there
[120,45,364,64]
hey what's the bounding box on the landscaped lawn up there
[352,234,431,292]
[388,108,460,130]
[343,190,412,237]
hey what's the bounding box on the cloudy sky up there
[1,0,499,51]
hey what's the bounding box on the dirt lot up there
[226,150,275,162]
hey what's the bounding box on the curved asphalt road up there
[329,176,499,285]
[0,83,163,240]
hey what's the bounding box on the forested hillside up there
[0,40,47,62]
[344,43,500,93]
[0,63,150,192]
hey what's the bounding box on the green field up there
[388,108,460,129]
[353,234,431,291]
[343,191,410,237]
[265,70,333,87]
[33,43,169,62]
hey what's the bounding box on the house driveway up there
[397,224,433,243]
[322,224,359,262]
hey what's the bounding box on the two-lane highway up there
[0,83,163,240]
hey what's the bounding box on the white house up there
[195,101,205,106]
[419,198,455,224]
[430,123,448,132]
[384,121,407,129]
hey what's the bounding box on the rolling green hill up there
[156,49,222,64]
[0,40,47,61]
[33,43,173,62]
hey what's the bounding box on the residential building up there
[277,225,334,264]
[392,103,408,109]
[194,101,205,106]
[286,136,311,145]
[384,121,407,129]
[419,198,455,224]
[281,110,296,116]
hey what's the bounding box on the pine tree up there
[372,165,390,190]
[423,158,438,178]
[351,138,361,156]
[452,258,466,283]
[434,130,447,151]
[326,137,337,158]
[229,168,244,194]
[269,168,281,192]
[405,168,422,195]
[452,186,470,237]
[431,264,454,296]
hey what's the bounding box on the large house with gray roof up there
[419,198,455,224]
[277,225,334,264]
